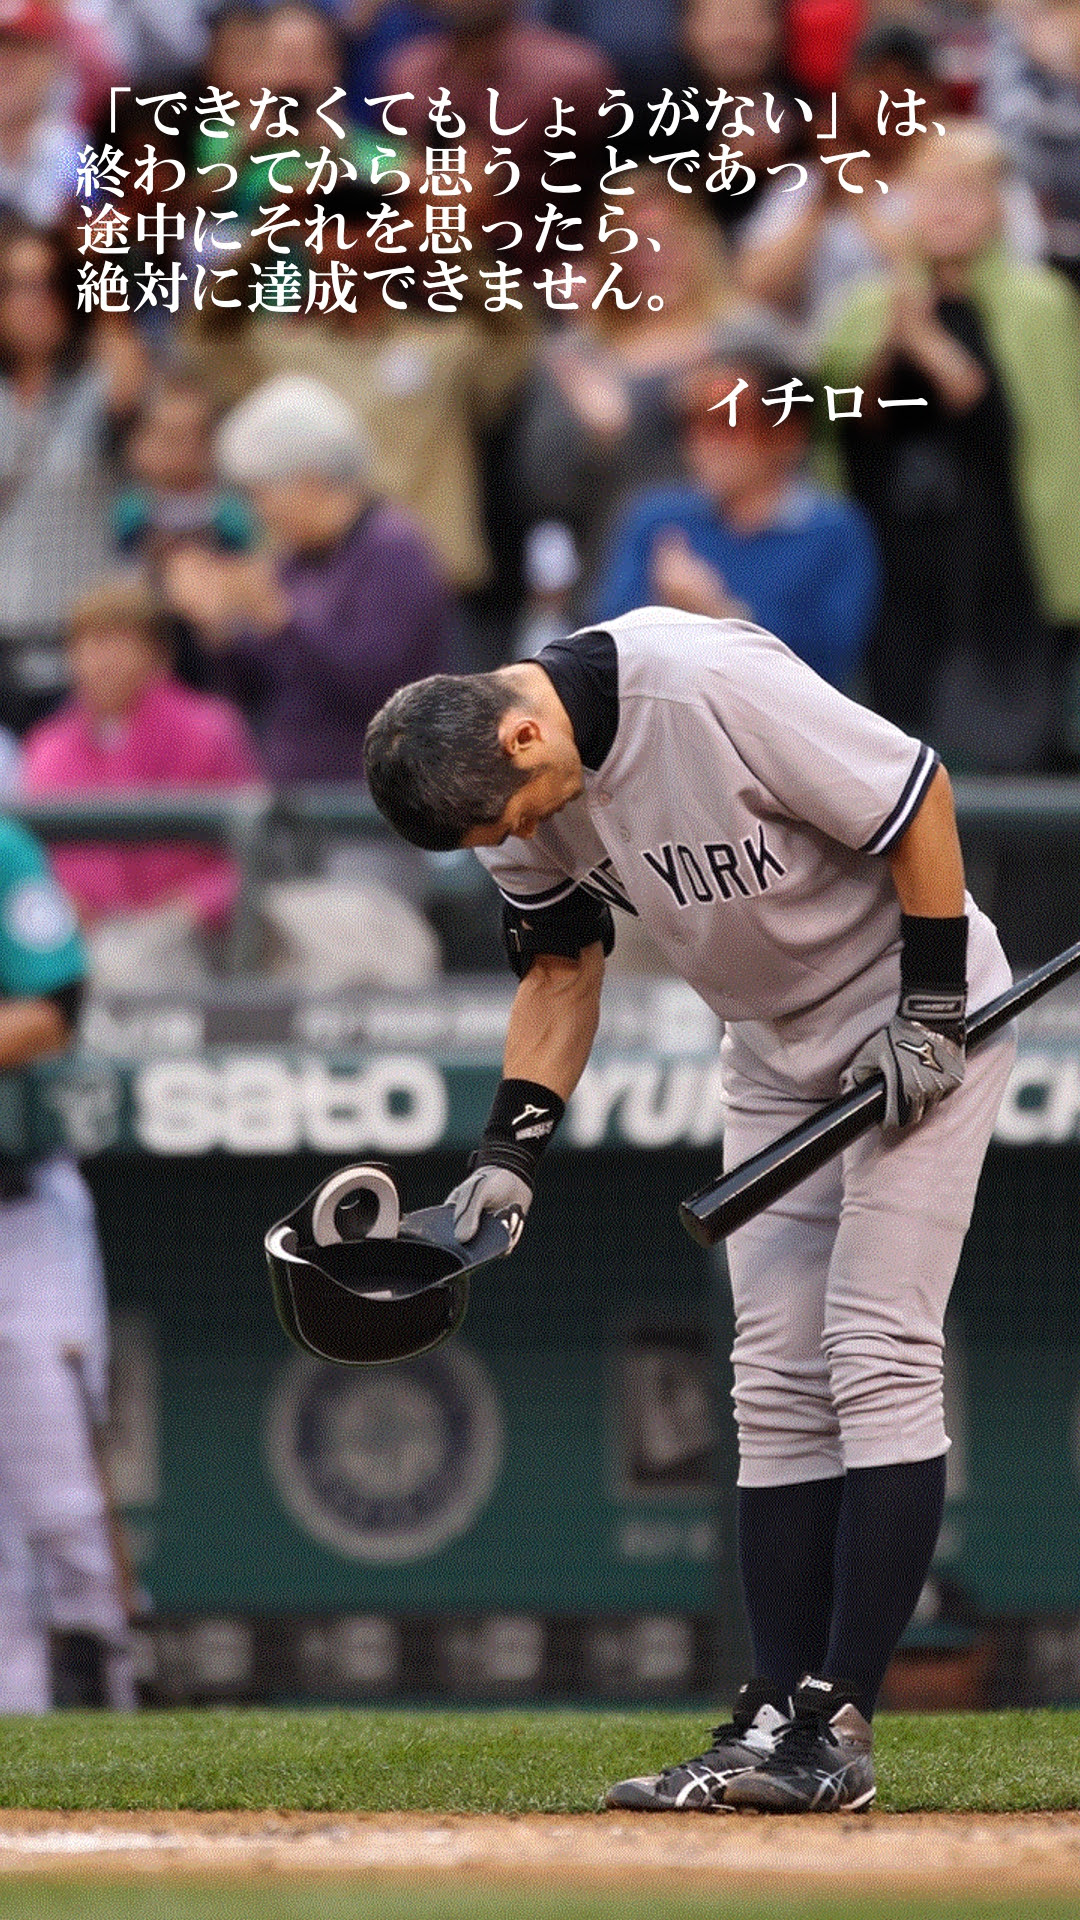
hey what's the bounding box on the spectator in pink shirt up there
[20,576,263,986]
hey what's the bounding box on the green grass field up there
[1,1709,1078,1920]
[0,1889,1078,1920]
[0,1706,1077,1813]
[0,1890,1079,1920]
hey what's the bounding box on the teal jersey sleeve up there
[0,820,86,998]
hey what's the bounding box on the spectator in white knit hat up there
[162,374,455,785]
[160,374,452,989]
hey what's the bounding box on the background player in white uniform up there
[364,606,1015,1813]
[0,816,134,1711]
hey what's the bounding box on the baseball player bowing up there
[364,606,1015,1814]
[0,817,134,1711]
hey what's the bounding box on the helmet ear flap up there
[265,1169,517,1366]
[308,1164,400,1247]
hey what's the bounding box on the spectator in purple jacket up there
[161,373,451,987]
[162,374,455,784]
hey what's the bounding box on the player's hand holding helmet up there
[842,914,967,1130]
[444,1076,565,1242]
[445,1164,534,1242]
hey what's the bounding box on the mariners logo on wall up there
[265,1344,504,1562]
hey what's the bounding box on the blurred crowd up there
[2,0,1080,986]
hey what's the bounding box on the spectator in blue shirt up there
[590,326,880,692]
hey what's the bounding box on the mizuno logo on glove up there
[895,1037,941,1070]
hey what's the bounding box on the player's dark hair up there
[364,674,532,851]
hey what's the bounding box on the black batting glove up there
[444,1077,565,1242]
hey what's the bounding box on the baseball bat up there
[62,1345,140,1621]
[679,935,1080,1248]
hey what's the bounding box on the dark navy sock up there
[737,1476,845,1700]
[822,1453,948,1721]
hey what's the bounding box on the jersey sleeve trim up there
[860,744,939,857]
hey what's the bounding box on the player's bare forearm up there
[886,763,966,918]
[502,942,605,1101]
[0,997,71,1071]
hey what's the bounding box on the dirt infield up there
[0,1810,1079,1893]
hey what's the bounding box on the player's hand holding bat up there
[842,908,968,1130]
[842,1001,965,1129]
[843,904,969,1130]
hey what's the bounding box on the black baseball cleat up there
[604,1679,791,1811]
[722,1676,876,1813]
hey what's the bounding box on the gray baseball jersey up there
[477,606,1005,1089]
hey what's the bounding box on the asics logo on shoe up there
[603,1701,789,1813]
[671,1763,747,1807]
[805,1763,875,1810]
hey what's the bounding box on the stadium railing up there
[7,776,1080,976]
